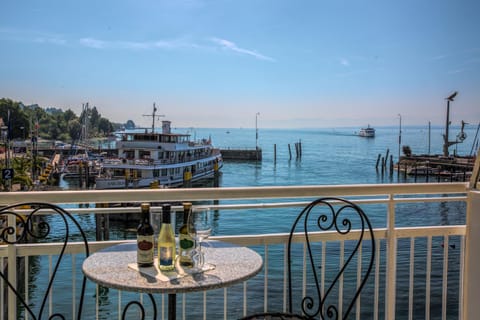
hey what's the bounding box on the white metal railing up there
[1,182,479,320]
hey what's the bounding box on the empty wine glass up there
[187,207,213,271]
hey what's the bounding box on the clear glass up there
[187,207,214,271]
[150,207,162,242]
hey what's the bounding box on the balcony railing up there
[1,182,480,320]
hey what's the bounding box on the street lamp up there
[443,91,458,157]
[255,112,260,151]
[1,126,8,166]
[398,114,402,162]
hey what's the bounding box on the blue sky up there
[1,0,479,129]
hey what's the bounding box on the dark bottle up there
[137,203,154,267]
[178,202,195,267]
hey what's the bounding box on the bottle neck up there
[162,211,171,224]
[141,210,150,223]
[183,208,191,223]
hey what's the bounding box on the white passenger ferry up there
[95,110,223,189]
[358,125,375,138]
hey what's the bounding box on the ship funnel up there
[162,120,171,134]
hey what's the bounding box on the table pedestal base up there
[168,293,176,320]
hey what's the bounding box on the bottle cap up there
[141,203,150,211]
[183,202,192,209]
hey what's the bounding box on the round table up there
[82,240,263,319]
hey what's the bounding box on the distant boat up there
[358,125,375,138]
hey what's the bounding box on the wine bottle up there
[158,204,176,271]
[178,202,195,267]
[137,203,154,267]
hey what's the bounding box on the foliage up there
[125,120,136,129]
[0,98,123,141]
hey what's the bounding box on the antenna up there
[143,103,165,133]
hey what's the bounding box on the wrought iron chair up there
[241,197,376,320]
[0,202,90,319]
[0,202,158,320]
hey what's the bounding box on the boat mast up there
[143,103,165,133]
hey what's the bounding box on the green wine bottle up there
[179,202,195,267]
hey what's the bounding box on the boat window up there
[139,150,150,159]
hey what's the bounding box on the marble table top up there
[82,240,263,294]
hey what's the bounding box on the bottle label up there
[137,235,154,264]
[159,246,173,266]
[179,234,195,251]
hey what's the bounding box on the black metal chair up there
[0,202,90,319]
[0,202,159,320]
[241,197,376,320]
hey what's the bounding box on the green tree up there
[63,109,77,123]
[11,157,33,189]
[0,98,30,139]
[125,120,135,129]
[90,106,101,134]
[68,119,82,142]
[98,117,113,135]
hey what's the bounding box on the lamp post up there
[255,112,260,151]
[1,126,8,167]
[443,91,458,157]
[398,114,402,162]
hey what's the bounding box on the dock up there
[219,148,262,161]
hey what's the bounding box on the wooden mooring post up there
[95,203,110,241]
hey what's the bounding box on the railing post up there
[385,194,397,319]
[463,190,480,320]
[7,213,17,320]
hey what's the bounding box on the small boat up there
[358,125,375,138]
[94,106,223,189]
[60,154,100,179]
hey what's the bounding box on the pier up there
[219,148,262,161]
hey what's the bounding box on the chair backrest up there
[287,197,375,319]
[0,202,90,320]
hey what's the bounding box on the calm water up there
[36,125,478,318]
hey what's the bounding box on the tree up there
[68,119,82,142]
[63,109,77,123]
[0,98,30,139]
[89,106,101,134]
[125,120,135,129]
[98,117,113,135]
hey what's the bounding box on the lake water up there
[33,125,478,318]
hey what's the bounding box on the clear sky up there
[1,0,479,129]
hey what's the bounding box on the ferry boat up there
[95,111,223,189]
[358,125,375,138]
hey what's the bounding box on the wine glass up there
[187,207,213,271]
